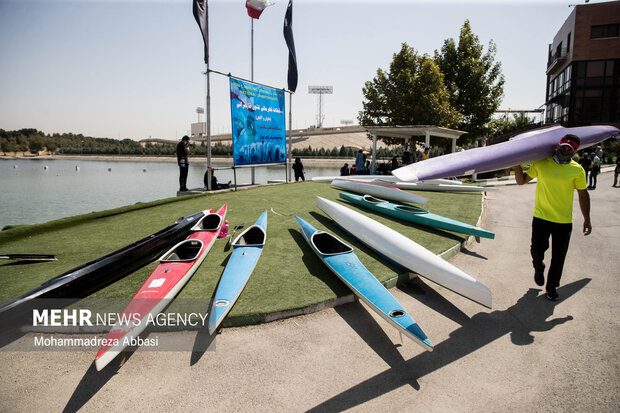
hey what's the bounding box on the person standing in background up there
[355,149,365,174]
[588,152,600,190]
[292,157,305,182]
[578,151,591,183]
[176,135,190,192]
[613,156,620,187]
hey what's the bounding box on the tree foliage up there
[487,113,537,139]
[358,43,461,146]
[434,20,505,143]
[359,21,505,148]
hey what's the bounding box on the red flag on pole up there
[246,0,274,19]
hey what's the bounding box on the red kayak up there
[95,204,227,370]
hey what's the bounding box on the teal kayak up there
[295,216,433,351]
[208,210,267,334]
[339,192,495,239]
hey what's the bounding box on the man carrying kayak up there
[513,134,591,301]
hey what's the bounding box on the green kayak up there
[339,192,495,240]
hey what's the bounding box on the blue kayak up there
[208,210,267,334]
[295,216,433,351]
[339,192,495,239]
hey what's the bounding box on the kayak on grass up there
[295,215,433,351]
[94,204,227,371]
[331,179,427,205]
[316,196,492,308]
[208,210,268,334]
[0,210,207,330]
[339,192,495,239]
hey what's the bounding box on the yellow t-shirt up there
[526,158,587,223]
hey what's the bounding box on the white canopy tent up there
[364,125,467,173]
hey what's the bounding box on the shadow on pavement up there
[61,342,142,413]
[308,278,589,412]
[398,277,472,327]
[190,326,217,366]
[335,302,420,390]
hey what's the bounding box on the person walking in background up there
[292,157,305,182]
[176,135,190,192]
[578,151,591,183]
[613,156,620,187]
[391,156,399,171]
[513,134,591,301]
[588,152,600,190]
[355,149,365,174]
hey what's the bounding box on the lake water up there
[0,159,340,229]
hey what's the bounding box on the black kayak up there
[0,210,206,329]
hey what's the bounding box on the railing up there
[547,47,568,68]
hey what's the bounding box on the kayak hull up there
[94,205,227,371]
[339,192,495,239]
[208,210,268,334]
[295,216,433,351]
[0,210,207,330]
[316,197,492,308]
[392,125,619,182]
[389,181,496,193]
[331,179,427,205]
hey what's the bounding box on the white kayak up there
[387,181,497,193]
[331,179,428,205]
[316,197,492,308]
[313,175,462,186]
[312,175,401,183]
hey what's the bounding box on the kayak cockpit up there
[234,226,266,247]
[193,213,223,231]
[311,232,353,256]
[394,205,427,214]
[362,195,388,204]
[160,240,204,262]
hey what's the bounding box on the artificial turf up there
[0,181,484,327]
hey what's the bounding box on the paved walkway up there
[0,172,618,412]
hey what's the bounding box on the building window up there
[591,24,619,39]
[567,33,571,53]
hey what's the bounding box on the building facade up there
[545,1,620,127]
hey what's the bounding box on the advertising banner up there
[229,78,286,166]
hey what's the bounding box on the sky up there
[0,0,595,141]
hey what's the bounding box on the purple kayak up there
[392,125,619,182]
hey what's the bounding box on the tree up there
[488,113,536,139]
[28,136,44,154]
[434,20,505,144]
[358,43,461,146]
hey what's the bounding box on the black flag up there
[193,0,208,64]
[283,0,298,92]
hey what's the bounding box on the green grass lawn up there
[0,182,484,327]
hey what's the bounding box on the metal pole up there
[205,1,212,190]
[250,17,256,185]
[287,92,292,182]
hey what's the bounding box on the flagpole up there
[205,1,212,190]
[250,16,256,185]
[287,93,292,182]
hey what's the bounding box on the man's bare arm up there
[577,188,592,236]
[514,165,533,185]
